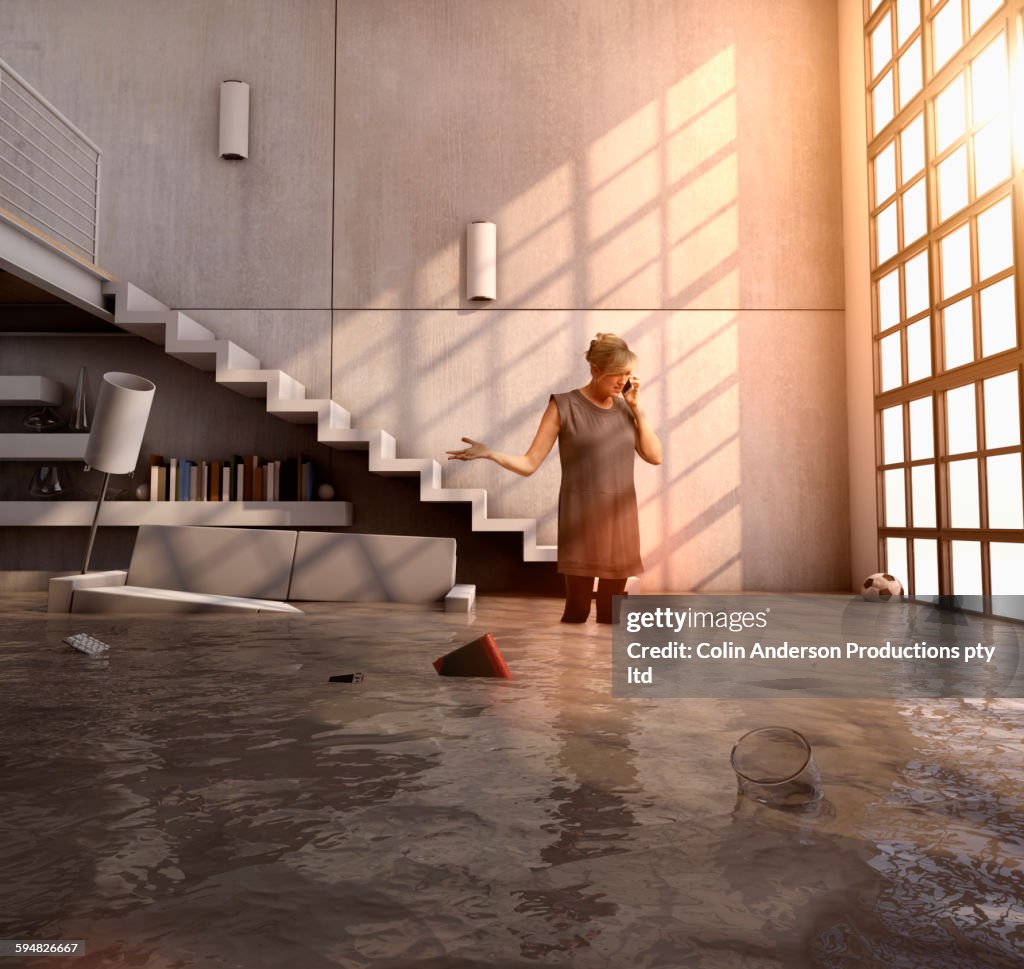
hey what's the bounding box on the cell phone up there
[623,378,633,393]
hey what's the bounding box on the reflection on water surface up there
[0,594,1021,968]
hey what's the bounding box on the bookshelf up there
[0,500,353,527]
[0,376,63,406]
[0,433,88,460]
[1,378,347,530]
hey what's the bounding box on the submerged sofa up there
[48,524,475,614]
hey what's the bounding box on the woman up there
[447,333,662,623]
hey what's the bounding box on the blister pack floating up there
[64,633,111,656]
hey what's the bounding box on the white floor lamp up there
[82,372,156,574]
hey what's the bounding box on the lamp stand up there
[81,471,111,574]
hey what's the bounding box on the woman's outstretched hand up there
[447,437,491,461]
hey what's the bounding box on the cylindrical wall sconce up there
[219,80,250,160]
[466,221,496,301]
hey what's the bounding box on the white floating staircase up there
[102,280,557,564]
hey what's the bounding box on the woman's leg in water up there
[560,575,594,623]
[595,577,628,624]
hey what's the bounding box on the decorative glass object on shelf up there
[22,406,64,432]
[24,402,70,498]
[68,366,89,431]
[29,464,70,499]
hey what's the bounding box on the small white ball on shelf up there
[134,482,151,501]
[860,572,903,601]
[317,483,335,501]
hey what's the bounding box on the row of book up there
[147,454,317,502]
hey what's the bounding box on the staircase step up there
[216,368,306,400]
[104,283,556,567]
[268,398,351,428]
[524,544,558,562]
[171,312,217,341]
[423,486,484,505]
[318,427,393,452]
[472,517,538,533]
[103,280,168,312]
[372,456,437,477]
[222,341,262,370]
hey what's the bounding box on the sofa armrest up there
[48,570,128,613]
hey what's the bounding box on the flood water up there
[1,593,1022,968]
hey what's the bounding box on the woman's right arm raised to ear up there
[446,398,560,477]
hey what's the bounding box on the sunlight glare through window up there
[977,195,1013,278]
[979,276,1017,355]
[904,249,930,316]
[909,396,935,459]
[983,371,1020,447]
[883,405,905,464]
[947,382,978,452]
[933,1,965,72]
[943,295,975,369]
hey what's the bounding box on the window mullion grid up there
[936,368,952,590]
[1012,179,1024,367]
[871,0,1024,596]
[939,530,953,593]
[971,206,984,362]
[976,382,992,531]
[875,405,887,539]
[896,21,925,113]
[865,4,891,139]
[877,347,1024,405]
[1014,12,1024,173]
[981,535,992,594]
[866,0,892,35]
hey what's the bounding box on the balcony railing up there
[0,57,101,263]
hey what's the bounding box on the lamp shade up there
[466,221,496,301]
[85,372,156,475]
[219,80,250,160]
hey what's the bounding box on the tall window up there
[866,0,1024,596]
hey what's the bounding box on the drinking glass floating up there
[730,726,823,808]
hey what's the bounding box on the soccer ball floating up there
[861,572,904,601]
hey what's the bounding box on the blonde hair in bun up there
[584,332,637,374]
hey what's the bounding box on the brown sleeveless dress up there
[551,389,643,578]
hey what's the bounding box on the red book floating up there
[433,633,511,678]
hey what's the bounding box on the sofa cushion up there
[72,585,302,614]
[126,524,298,601]
[289,532,456,603]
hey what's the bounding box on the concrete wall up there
[1,0,851,592]
[332,0,849,591]
[839,0,879,588]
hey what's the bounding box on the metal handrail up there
[0,174,95,249]
[0,133,96,208]
[0,57,101,153]
[0,147,97,225]
[0,55,101,262]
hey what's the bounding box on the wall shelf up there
[0,376,62,406]
[0,433,88,460]
[0,500,353,527]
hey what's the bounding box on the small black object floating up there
[64,633,111,655]
[329,672,364,683]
